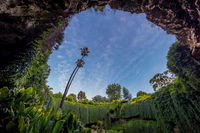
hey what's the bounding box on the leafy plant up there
[149,70,176,91]
[136,91,149,97]
[0,87,80,133]
[92,95,108,103]
[66,93,77,102]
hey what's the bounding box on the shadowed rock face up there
[0,0,200,66]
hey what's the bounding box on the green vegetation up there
[59,42,200,133]
[149,70,176,91]
[106,84,122,101]
[106,84,132,101]
[66,93,77,102]
[122,87,132,101]
[62,101,118,124]
[92,95,108,103]
[0,18,66,91]
[0,18,87,133]
[130,93,151,104]
[53,92,63,98]
[136,91,149,97]
[167,42,200,90]
[109,120,165,133]
[1,34,200,133]
[0,87,80,133]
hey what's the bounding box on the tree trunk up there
[66,67,79,95]
[60,66,78,109]
[60,56,84,109]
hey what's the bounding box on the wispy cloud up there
[57,55,64,59]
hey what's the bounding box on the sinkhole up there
[47,6,176,99]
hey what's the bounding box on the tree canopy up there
[53,92,63,98]
[66,93,77,102]
[149,70,176,91]
[106,84,121,101]
[92,95,107,103]
[123,87,132,101]
[136,91,149,97]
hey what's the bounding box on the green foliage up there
[66,93,77,102]
[136,91,149,97]
[61,100,118,124]
[97,120,103,128]
[92,95,107,103]
[117,79,200,133]
[149,70,176,91]
[122,87,132,101]
[120,98,154,120]
[106,130,123,133]
[152,79,200,133]
[109,120,167,133]
[0,18,66,91]
[111,99,123,103]
[0,87,80,133]
[81,99,95,104]
[53,92,63,98]
[1,27,200,133]
[167,42,200,90]
[106,84,121,101]
[93,5,106,12]
[0,86,9,100]
[130,94,151,104]
[112,43,200,133]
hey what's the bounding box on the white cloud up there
[57,55,64,59]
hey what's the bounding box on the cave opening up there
[47,6,176,99]
[1,1,200,133]
[1,0,200,90]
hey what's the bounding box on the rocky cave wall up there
[1,0,200,67]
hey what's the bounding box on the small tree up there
[60,47,89,109]
[66,93,77,102]
[92,95,107,103]
[149,70,176,91]
[106,84,121,101]
[53,92,63,98]
[78,91,86,101]
[122,87,132,101]
[136,91,148,97]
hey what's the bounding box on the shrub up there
[167,42,200,90]
[81,99,95,104]
[130,95,151,104]
[66,95,77,102]
[53,92,63,98]
[112,99,122,103]
[0,87,80,133]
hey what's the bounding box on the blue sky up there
[47,6,176,99]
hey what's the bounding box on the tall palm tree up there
[80,47,89,57]
[60,47,89,109]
